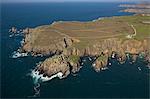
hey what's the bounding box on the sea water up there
[1,2,149,98]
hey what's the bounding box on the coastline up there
[9,3,150,83]
[2,2,150,98]
[21,15,150,83]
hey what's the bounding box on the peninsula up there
[19,14,150,81]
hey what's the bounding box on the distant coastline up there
[119,3,150,15]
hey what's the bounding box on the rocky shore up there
[34,55,70,78]
[31,54,81,82]
[30,38,150,82]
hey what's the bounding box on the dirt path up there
[126,24,137,38]
[131,24,137,37]
[53,25,131,40]
[73,34,123,39]
[53,29,123,39]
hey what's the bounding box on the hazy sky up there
[1,0,149,3]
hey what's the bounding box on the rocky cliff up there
[34,38,150,76]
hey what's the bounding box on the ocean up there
[1,2,149,98]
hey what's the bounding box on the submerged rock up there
[9,27,17,33]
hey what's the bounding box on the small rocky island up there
[11,3,150,82]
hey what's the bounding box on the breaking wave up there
[30,69,64,97]
[11,50,28,58]
[30,70,63,83]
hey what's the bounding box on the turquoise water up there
[1,2,149,98]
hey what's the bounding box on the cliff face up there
[65,38,149,59]
[91,39,150,71]
[35,55,70,78]
[23,33,73,55]
[22,25,75,55]
[35,54,81,79]
[34,38,150,75]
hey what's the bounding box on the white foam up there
[20,39,25,46]
[88,57,92,61]
[9,32,23,38]
[31,70,63,83]
[9,34,14,38]
[92,63,96,67]
[101,67,108,71]
[94,57,96,60]
[109,62,112,66]
[51,21,57,25]
[12,51,28,58]
[83,59,86,62]
[111,53,115,58]
[138,67,141,71]
[92,17,103,22]
[81,62,84,65]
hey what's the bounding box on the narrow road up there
[126,23,137,38]
[131,24,137,37]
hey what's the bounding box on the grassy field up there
[29,15,150,50]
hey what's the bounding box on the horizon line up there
[0,1,142,4]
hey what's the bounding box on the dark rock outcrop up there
[36,55,70,78]
[35,54,81,79]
